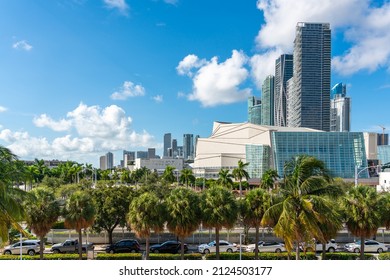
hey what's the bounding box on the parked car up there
[105,239,141,253]
[344,239,388,253]
[300,239,338,253]
[245,241,286,253]
[3,240,42,256]
[50,239,94,254]
[150,240,188,254]
[198,240,237,254]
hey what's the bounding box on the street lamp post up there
[355,164,381,187]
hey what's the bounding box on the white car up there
[245,241,286,253]
[3,240,43,256]
[198,240,237,254]
[301,239,338,253]
[344,239,388,253]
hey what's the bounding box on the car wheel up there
[354,248,360,253]
[130,249,136,253]
[226,248,233,253]
[204,249,210,254]
[109,249,115,254]
[52,249,60,254]
[4,250,12,255]
[28,250,35,256]
[328,247,335,253]
[275,248,282,253]
[154,250,159,253]
[377,248,383,253]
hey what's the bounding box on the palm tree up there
[232,160,249,197]
[342,185,383,259]
[217,169,234,188]
[240,188,271,259]
[24,186,60,259]
[127,191,166,260]
[262,155,338,260]
[162,165,176,185]
[0,146,29,241]
[200,185,238,260]
[25,165,39,190]
[260,169,279,192]
[180,168,195,187]
[166,187,201,259]
[64,190,95,259]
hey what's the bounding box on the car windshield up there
[207,242,216,247]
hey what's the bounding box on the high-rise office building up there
[261,75,275,126]
[106,152,114,169]
[171,139,178,157]
[136,151,148,159]
[148,148,156,159]
[99,155,107,170]
[163,133,171,158]
[274,54,293,127]
[183,134,194,160]
[289,22,331,131]
[248,96,261,125]
[330,82,351,132]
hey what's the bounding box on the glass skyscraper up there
[163,133,171,158]
[261,75,275,126]
[248,96,261,125]
[289,22,331,131]
[330,82,351,132]
[183,134,194,160]
[274,54,293,127]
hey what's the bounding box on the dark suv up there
[105,239,141,253]
[150,240,188,254]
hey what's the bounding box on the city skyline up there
[1,0,390,167]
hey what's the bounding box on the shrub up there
[97,253,142,260]
[204,252,317,260]
[148,253,202,260]
[378,253,390,260]
[325,253,376,260]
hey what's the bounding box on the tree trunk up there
[321,242,326,260]
[40,236,44,260]
[360,236,365,260]
[215,227,220,260]
[145,236,150,260]
[295,240,300,260]
[78,229,83,260]
[239,180,242,198]
[108,228,114,245]
[255,225,259,260]
[180,236,185,260]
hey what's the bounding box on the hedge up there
[205,252,317,260]
[377,252,390,260]
[324,253,376,260]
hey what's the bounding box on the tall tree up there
[200,185,238,260]
[260,169,279,192]
[342,185,383,259]
[162,165,176,185]
[64,190,95,260]
[166,187,201,259]
[180,168,195,187]
[127,191,166,260]
[217,169,234,188]
[241,188,271,259]
[24,186,60,259]
[92,185,133,244]
[232,160,249,197]
[262,155,338,260]
[0,146,28,241]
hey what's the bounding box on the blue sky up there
[1,0,390,167]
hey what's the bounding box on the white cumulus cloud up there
[110,81,145,100]
[153,95,163,103]
[12,40,33,51]
[0,106,7,113]
[103,0,129,14]
[33,114,72,131]
[176,54,207,77]
[177,50,252,107]
[0,103,158,163]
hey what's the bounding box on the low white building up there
[377,172,390,192]
[134,158,184,175]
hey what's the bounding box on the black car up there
[150,240,188,254]
[105,239,141,253]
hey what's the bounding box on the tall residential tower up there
[330,83,351,132]
[274,54,293,127]
[261,75,275,126]
[288,22,331,131]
